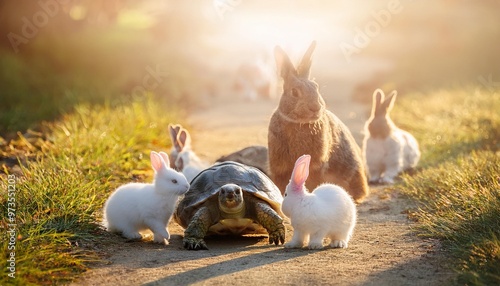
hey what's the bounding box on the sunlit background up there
[1,0,499,134]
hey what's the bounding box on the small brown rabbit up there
[268,41,369,203]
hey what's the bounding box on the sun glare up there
[69,5,87,21]
[117,9,156,30]
[229,7,345,51]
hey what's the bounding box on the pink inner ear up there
[291,155,310,188]
[150,152,163,172]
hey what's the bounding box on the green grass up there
[394,88,499,167]
[393,87,500,285]
[0,96,183,285]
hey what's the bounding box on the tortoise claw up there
[183,237,209,250]
[268,227,285,246]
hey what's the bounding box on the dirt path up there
[73,62,455,285]
[74,185,452,285]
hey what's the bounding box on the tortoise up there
[174,161,285,250]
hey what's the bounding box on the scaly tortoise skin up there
[174,161,285,250]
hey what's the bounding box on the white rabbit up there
[362,89,421,184]
[281,154,357,249]
[171,127,210,182]
[175,149,209,182]
[104,151,190,244]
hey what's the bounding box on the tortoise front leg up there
[254,202,285,245]
[183,206,212,250]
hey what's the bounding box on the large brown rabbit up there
[268,41,369,203]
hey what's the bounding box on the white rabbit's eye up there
[284,192,287,197]
[172,179,178,184]
[291,88,300,98]
[235,189,241,195]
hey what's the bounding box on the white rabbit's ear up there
[274,46,297,80]
[297,41,317,79]
[159,151,171,168]
[177,129,192,151]
[383,90,398,112]
[291,155,311,188]
[150,151,165,173]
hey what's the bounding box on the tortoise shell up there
[174,161,283,230]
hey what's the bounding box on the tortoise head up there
[218,184,245,215]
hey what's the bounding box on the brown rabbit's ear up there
[175,155,185,171]
[177,129,192,151]
[297,41,316,79]
[169,124,182,152]
[274,46,297,79]
[372,89,385,115]
[382,90,397,113]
